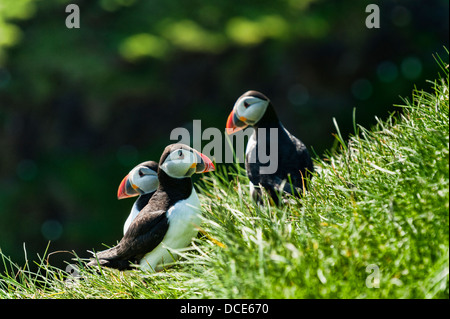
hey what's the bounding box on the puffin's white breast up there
[139,188,202,271]
[246,132,257,160]
[123,202,140,235]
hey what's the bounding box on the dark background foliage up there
[0,0,448,270]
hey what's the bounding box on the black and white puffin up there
[88,144,215,271]
[226,90,314,204]
[117,161,159,235]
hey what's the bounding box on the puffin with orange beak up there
[117,161,159,235]
[88,144,215,271]
[226,90,314,204]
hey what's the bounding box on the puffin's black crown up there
[158,144,193,168]
[137,161,159,172]
[241,90,270,102]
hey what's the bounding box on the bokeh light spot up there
[16,159,38,181]
[288,84,310,106]
[0,67,11,88]
[377,61,399,83]
[391,6,412,27]
[351,78,373,101]
[41,219,63,241]
[401,56,422,80]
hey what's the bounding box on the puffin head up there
[226,90,270,135]
[117,161,159,199]
[159,144,215,179]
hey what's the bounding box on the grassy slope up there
[1,58,448,299]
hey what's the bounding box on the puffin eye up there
[138,169,144,177]
[243,101,250,108]
[178,150,184,158]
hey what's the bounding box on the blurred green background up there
[0,0,448,270]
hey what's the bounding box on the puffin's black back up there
[245,101,314,204]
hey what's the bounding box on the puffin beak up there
[193,150,215,173]
[117,174,140,199]
[226,109,248,135]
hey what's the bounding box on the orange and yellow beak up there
[117,174,140,199]
[193,150,215,173]
[226,109,248,135]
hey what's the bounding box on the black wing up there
[280,128,314,185]
[246,125,313,202]
[88,208,169,270]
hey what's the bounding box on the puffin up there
[88,144,215,271]
[226,90,314,204]
[117,161,159,235]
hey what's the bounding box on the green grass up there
[1,55,448,299]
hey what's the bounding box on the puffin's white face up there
[117,163,159,199]
[226,93,270,135]
[233,95,269,126]
[128,165,159,194]
[160,148,199,179]
[160,146,215,179]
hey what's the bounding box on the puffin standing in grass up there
[117,161,159,235]
[226,90,314,204]
[88,144,215,271]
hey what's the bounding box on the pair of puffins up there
[88,91,313,271]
